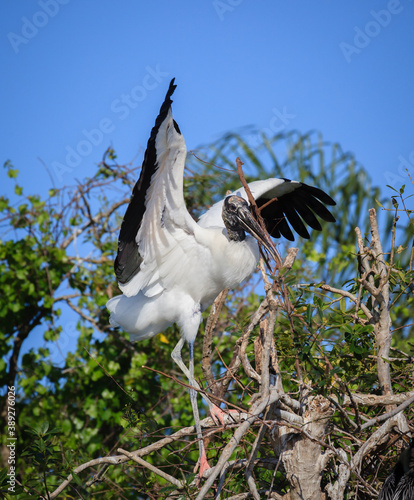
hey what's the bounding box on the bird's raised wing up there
[198,178,336,241]
[114,79,198,297]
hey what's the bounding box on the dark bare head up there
[222,195,276,257]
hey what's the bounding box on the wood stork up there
[106,79,336,474]
[379,441,414,500]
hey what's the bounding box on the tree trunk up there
[273,395,334,500]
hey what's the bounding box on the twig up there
[142,364,246,415]
[327,396,359,430]
[235,157,282,268]
[65,299,103,332]
[320,284,373,320]
[190,150,234,172]
[258,258,282,394]
[360,392,414,430]
[342,390,414,407]
[238,300,269,383]
[196,389,281,500]
[245,405,271,500]
[202,289,229,393]
[84,348,134,400]
[343,383,361,432]
[215,462,229,499]
[117,448,185,489]
[351,414,402,474]
[214,346,244,396]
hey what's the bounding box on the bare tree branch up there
[196,389,281,500]
[117,448,185,489]
[202,288,229,394]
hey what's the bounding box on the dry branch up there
[196,389,281,500]
[201,288,230,395]
[117,448,185,489]
[342,390,414,407]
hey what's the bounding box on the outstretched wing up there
[114,79,198,297]
[198,178,336,241]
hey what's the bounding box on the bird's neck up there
[399,445,414,473]
[226,226,246,242]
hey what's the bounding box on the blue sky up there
[1,1,414,367]
[2,0,414,196]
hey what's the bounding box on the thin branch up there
[142,364,246,415]
[117,448,185,489]
[196,389,281,500]
[238,300,269,383]
[360,392,414,430]
[235,157,282,268]
[61,199,126,250]
[342,390,414,407]
[201,289,229,393]
[65,299,104,332]
[245,405,271,500]
[320,284,373,320]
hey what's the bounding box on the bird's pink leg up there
[210,404,239,425]
[173,336,212,481]
[197,447,211,479]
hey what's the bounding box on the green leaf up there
[39,421,49,435]
[7,167,19,179]
[306,304,313,325]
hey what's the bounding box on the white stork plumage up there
[107,79,336,474]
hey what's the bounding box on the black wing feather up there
[259,200,294,241]
[292,198,323,231]
[301,184,336,206]
[256,181,336,241]
[297,186,336,222]
[280,201,310,239]
[114,78,177,284]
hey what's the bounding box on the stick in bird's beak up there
[236,204,278,260]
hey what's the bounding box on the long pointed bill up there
[236,205,277,260]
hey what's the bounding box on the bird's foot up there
[210,404,239,426]
[195,448,211,482]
